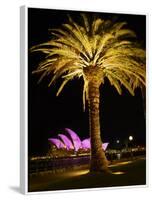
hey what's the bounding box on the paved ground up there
[28,157,146,192]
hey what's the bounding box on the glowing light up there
[129,136,133,141]
[112,171,125,175]
[31,15,146,111]
[81,139,108,151]
[81,138,90,149]
[65,128,82,151]
[102,143,109,151]
[48,138,65,149]
[58,134,74,150]
[120,161,132,165]
[48,128,109,152]
[70,169,89,176]
[116,140,120,144]
[110,161,132,167]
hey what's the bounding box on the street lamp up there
[129,136,133,141]
[116,140,120,144]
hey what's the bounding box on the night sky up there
[28,8,146,156]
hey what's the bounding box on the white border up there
[146,13,149,188]
[20,5,148,195]
[20,6,28,194]
[26,4,148,16]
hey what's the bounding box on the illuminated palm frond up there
[31,14,146,110]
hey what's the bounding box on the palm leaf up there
[31,14,146,110]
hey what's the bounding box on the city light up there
[129,136,133,141]
[112,171,125,175]
[116,140,120,144]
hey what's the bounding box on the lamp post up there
[125,135,134,151]
[129,135,133,159]
[116,139,121,160]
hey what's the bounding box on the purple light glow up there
[81,138,90,149]
[58,134,74,150]
[48,128,109,152]
[48,138,65,149]
[102,142,109,151]
[81,138,109,151]
[65,128,82,151]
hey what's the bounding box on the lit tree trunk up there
[88,80,110,173]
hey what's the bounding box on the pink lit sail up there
[81,138,108,151]
[58,134,74,150]
[81,138,90,149]
[48,129,109,152]
[65,128,82,151]
[102,142,109,151]
[48,138,65,149]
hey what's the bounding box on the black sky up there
[28,8,146,156]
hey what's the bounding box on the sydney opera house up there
[48,128,108,153]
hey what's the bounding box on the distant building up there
[48,128,108,157]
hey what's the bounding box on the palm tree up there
[30,14,146,173]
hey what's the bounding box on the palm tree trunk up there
[88,80,109,173]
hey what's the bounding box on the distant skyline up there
[28,8,146,156]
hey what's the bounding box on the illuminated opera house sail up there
[48,128,109,152]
